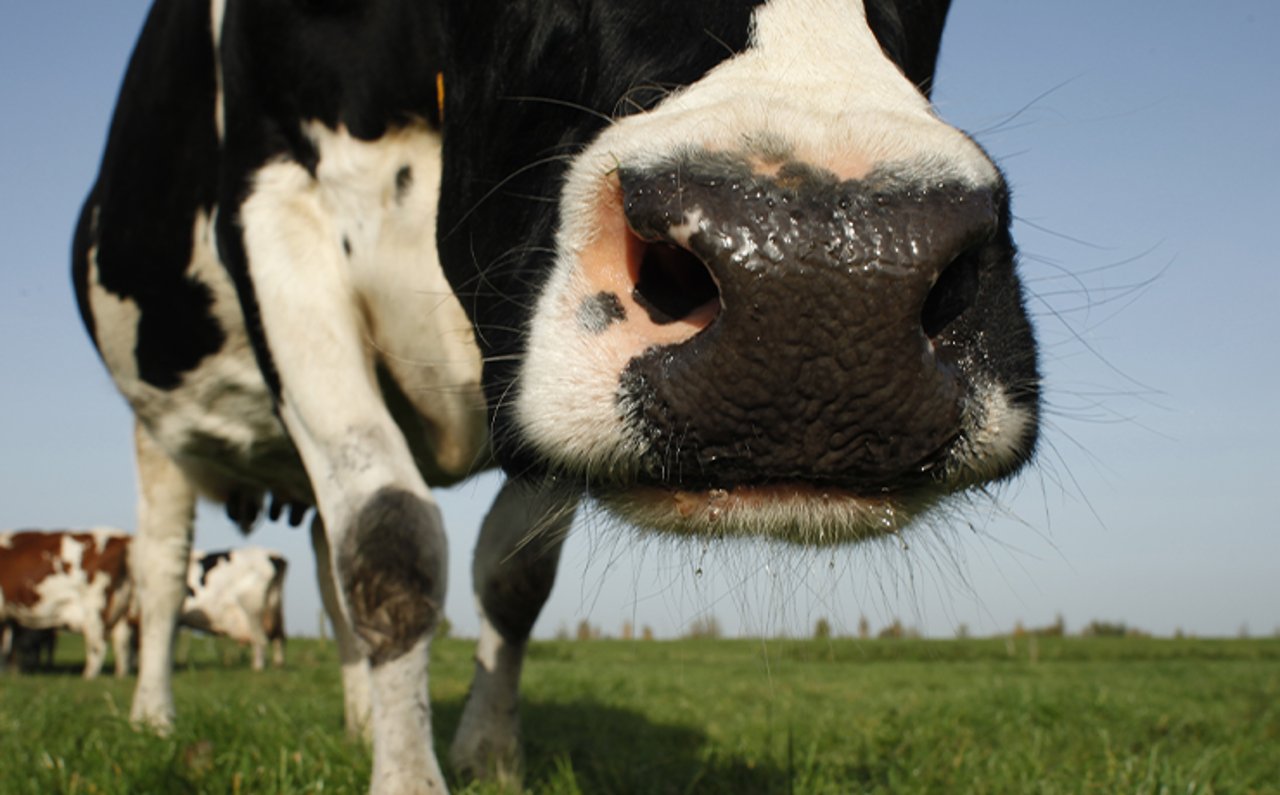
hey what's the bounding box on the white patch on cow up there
[87,526,125,552]
[667,209,705,248]
[60,533,87,571]
[514,0,1028,542]
[211,0,227,142]
[239,120,485,524]
[951,378,1035,485]
[514,257,650,481]
[87,240,143,384]
[474,609,503,673]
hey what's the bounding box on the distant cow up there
[75,0,1041,791]
[0,530,134,678]
[181,548,287,670]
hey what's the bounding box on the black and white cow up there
[182,547,288,670]
[73,0,1039,792]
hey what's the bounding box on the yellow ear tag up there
[435,72,446,125]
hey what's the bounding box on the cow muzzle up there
[522,153,1038,544]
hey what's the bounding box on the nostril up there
[632,240,720,325]
[921,247,981,338]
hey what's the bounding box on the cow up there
[0,530,135,679]
[181,547,287,670]
[72,0,1040,792]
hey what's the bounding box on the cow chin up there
[592,481,933,547]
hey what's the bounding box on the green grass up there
[1,634,1277,794]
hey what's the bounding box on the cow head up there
[437,0,1039,544]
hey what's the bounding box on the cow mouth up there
[591,479,940,546]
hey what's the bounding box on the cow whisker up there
[442,153,579,240]
[502,94,616,126]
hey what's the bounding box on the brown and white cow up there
[181,547,287,670]
[0,530,134,678]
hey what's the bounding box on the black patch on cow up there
[197,551,233,587]
[576,292,626,334]
[342,236,352,257]
[864,0,953,97]
[394,165,413,203]
[480,537,563,645]
[72,0,226,390]
[337,488,444,667]
[219,1,445,143]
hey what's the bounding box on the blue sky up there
[2,2,1276,640]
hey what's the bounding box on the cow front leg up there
[311,515,372,740]
[129,419,197,731]
[81,614,109,679]
[451,480,576,784]
[240,593,270,672]
[249,633,267,671]
[238,173,449,795]
[0,623,12,673]
[337,487,449,795]
[111,618,133,678]
[277,367,448,795]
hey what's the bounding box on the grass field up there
[1,633,1277,794]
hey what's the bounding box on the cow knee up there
[337,488,446,666]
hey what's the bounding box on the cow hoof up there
[449,730,523,789]
[345,712,374,745]
[130,684,175,735]
[130,707,174,737]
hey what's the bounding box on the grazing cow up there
[73,0,1040,791]
[0,530,134,678]
[181,547,287,670]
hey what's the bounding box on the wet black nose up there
[618,158,1007,489]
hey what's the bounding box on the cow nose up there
[616,159,1002,489]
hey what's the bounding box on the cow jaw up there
[600,483,920,546]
